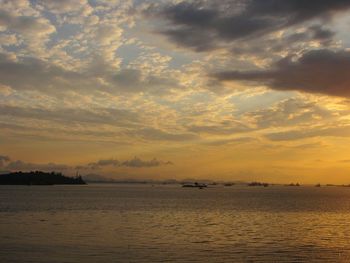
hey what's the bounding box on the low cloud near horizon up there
[0,155,173,173]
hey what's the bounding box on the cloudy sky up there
[1,0,350,183]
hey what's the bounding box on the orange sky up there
[1,0,350,183]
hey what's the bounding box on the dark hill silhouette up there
[0,171,86,185]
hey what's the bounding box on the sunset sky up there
[1,0,350,183]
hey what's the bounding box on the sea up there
[1,184,350,262]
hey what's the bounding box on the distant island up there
[0,171,86,185]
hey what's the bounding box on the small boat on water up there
[182,182,207,189]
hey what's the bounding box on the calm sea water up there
[1,184,350,262]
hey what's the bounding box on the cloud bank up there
[214,49,350,98]
[0,155,173,172]
[154,0,350,51]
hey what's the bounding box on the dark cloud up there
[153,0,350,51]
[214,49,350,98]
[87,159,120,169]
[226,24,335,59]
[1,155,173,172]
[310,25,335,42]
[1,155,70,172]
[285,25,334,44]
[158,27,217,52]
[6,160,70,171]
[121,157,173,168]
[96,159,120,166]
[85,157,173,169]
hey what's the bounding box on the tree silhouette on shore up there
[0,171,86,185]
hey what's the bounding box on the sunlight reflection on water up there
[1,184,350,262]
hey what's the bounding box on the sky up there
[1,0,350,183]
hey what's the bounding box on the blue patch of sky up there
[168,51,199,69]
[116,43,142,67]
[29,0,39,6]
[334,13,350,48]
[46,23,81,49]
[117,43,197,69]
[2,43,24,53]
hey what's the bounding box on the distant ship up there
[182,182,207,189]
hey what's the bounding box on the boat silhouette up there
[182,182,207,189]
